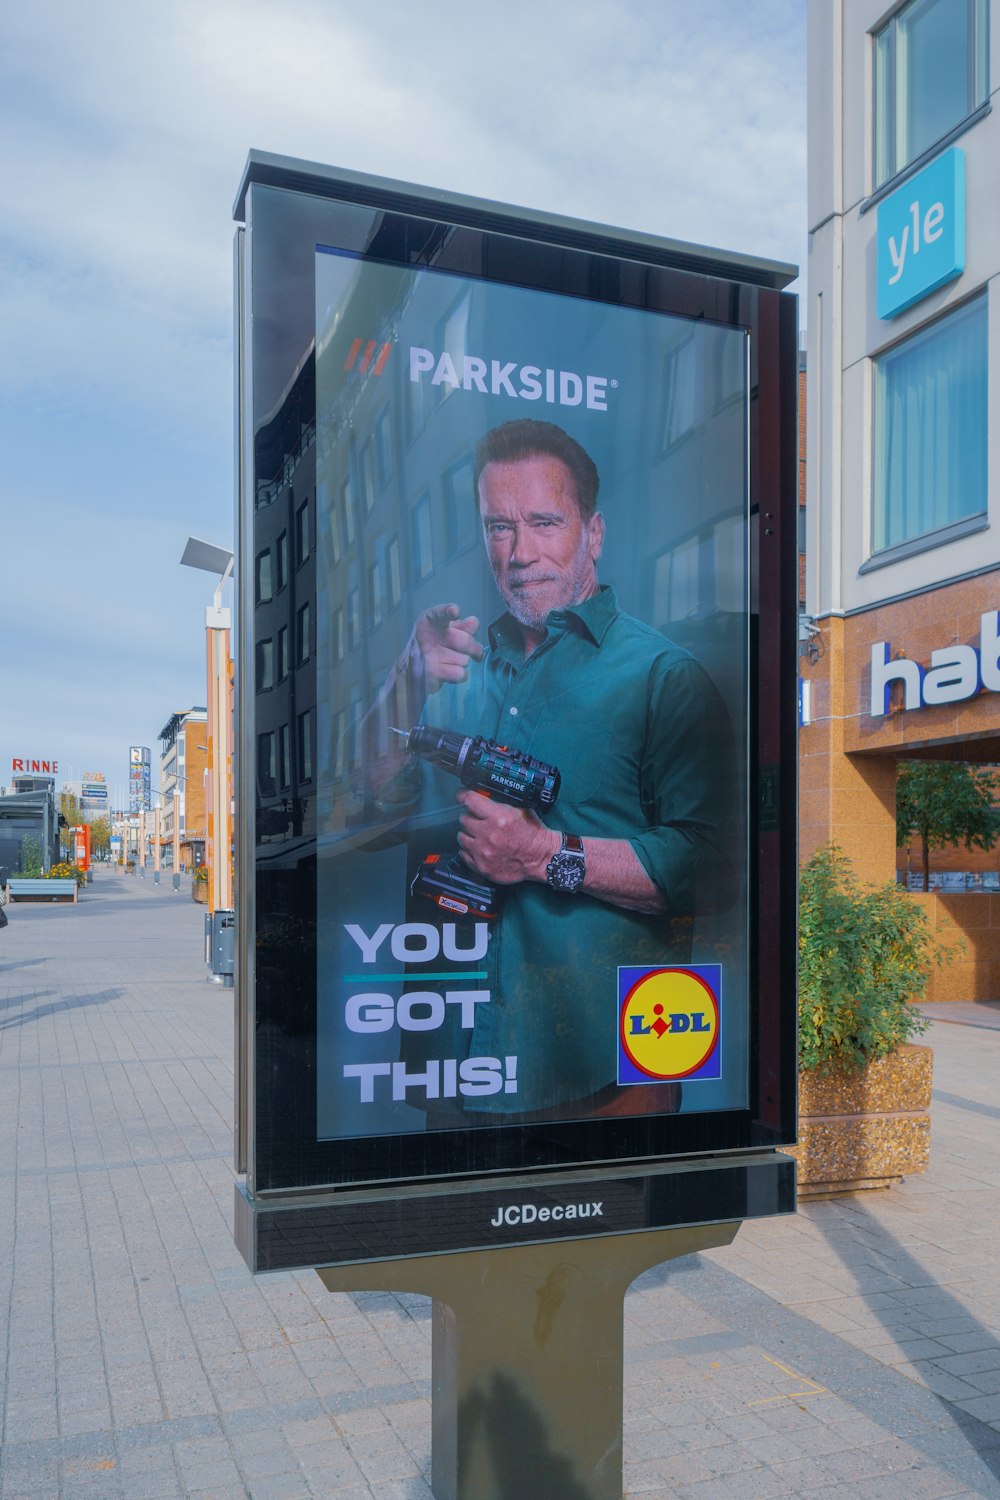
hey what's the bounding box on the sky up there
[0,0,806,806]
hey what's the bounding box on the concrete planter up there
[785,1043,933,1198]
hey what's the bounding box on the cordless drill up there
[396,725,560,919]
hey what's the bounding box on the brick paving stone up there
[11,880,1000,1496]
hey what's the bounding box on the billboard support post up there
[233,151,799,1497]
[317,1222,737,1500]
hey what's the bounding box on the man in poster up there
[368,418,734,1124]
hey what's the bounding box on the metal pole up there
[172,790,181,891]
[138,810,146,876]
[317,1222,740,1500]
[153,806,161,884]
[206,602,233,915]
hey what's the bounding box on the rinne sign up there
[11,758,58,774]
[870,610,1000,716]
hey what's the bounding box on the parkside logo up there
[344,338,392,377]
[343,335,615,411]
[411,347,613,411]
[489,1200,603,1228]
[871,611,1000,716]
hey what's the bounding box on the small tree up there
[799,845,943,1072]
[89,815,111,859]
[896,761,1000,891]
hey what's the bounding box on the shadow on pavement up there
[812,1199,1000,1483]
[0,987,124,1031]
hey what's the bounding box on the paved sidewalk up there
[5,876,1000,1497]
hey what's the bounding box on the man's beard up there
[499,549,597,631]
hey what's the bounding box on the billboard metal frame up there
[233,152,798,1271]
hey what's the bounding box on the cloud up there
[0,0,805,785]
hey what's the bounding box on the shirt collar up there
[489,585,620,651]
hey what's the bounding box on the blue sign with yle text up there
[877,149,965,320]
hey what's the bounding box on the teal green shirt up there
[404,586,734,1115]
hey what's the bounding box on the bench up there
[5,878,78,904]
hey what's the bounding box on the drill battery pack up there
[410,853,501,920]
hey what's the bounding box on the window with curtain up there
[872,294,987,555]
[874,0,988,189]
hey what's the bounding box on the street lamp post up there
[172,790,181,891]
[180,537,235,983]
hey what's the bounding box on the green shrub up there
[798,845,948,1074]
[17,836,43,877]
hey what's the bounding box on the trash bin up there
[206,909,235,984]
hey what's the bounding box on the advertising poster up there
[312,248,750,1143]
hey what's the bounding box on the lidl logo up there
[618,965,721,1084]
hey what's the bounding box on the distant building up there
[62,774,110,821]
[0,783,59,881]
[158,709,208,870]
[806,0,998,998]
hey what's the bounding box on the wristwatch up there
[545,833,586,893]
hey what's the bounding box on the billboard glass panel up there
[239,167,797,1195]
[313,250,749,1141]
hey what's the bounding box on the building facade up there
[806,0,998,997]
[158,709,208,870]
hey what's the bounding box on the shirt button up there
[509,706,518,716]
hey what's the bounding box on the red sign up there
[73,825,91,872]
[11,758,58,774]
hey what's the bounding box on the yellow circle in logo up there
[620,969,719,1080]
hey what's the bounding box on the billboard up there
[129,747,151,813]
[313,252,747,1141]
[235,157,798,1253]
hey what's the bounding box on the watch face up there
[547,850,585,891]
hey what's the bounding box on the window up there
[296,601,311,664]
[255,549,273,604]
[255,638,274,692]
[387,535,402,611]
[445,455,478,555]
[347,563,361,650]
[279,724,291,789]
[874,0,988,189]
[347,688,364,770]
[297,500,311,565]
[368,534,386,627]
[359,441,376,513]
[340,476,356,546]
[331,607,345,663]
[277,626,289,680]
[873,294,987,555]
[257,732,276,798]
[297,710,313,782]
[412,492,434,581]
[374,408,393,486]
[662,334,699,448]
[276,531,288,591]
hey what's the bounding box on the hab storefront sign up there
[235,156,797,1256]
[877,148,965,320]
[870,610,1000,715]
